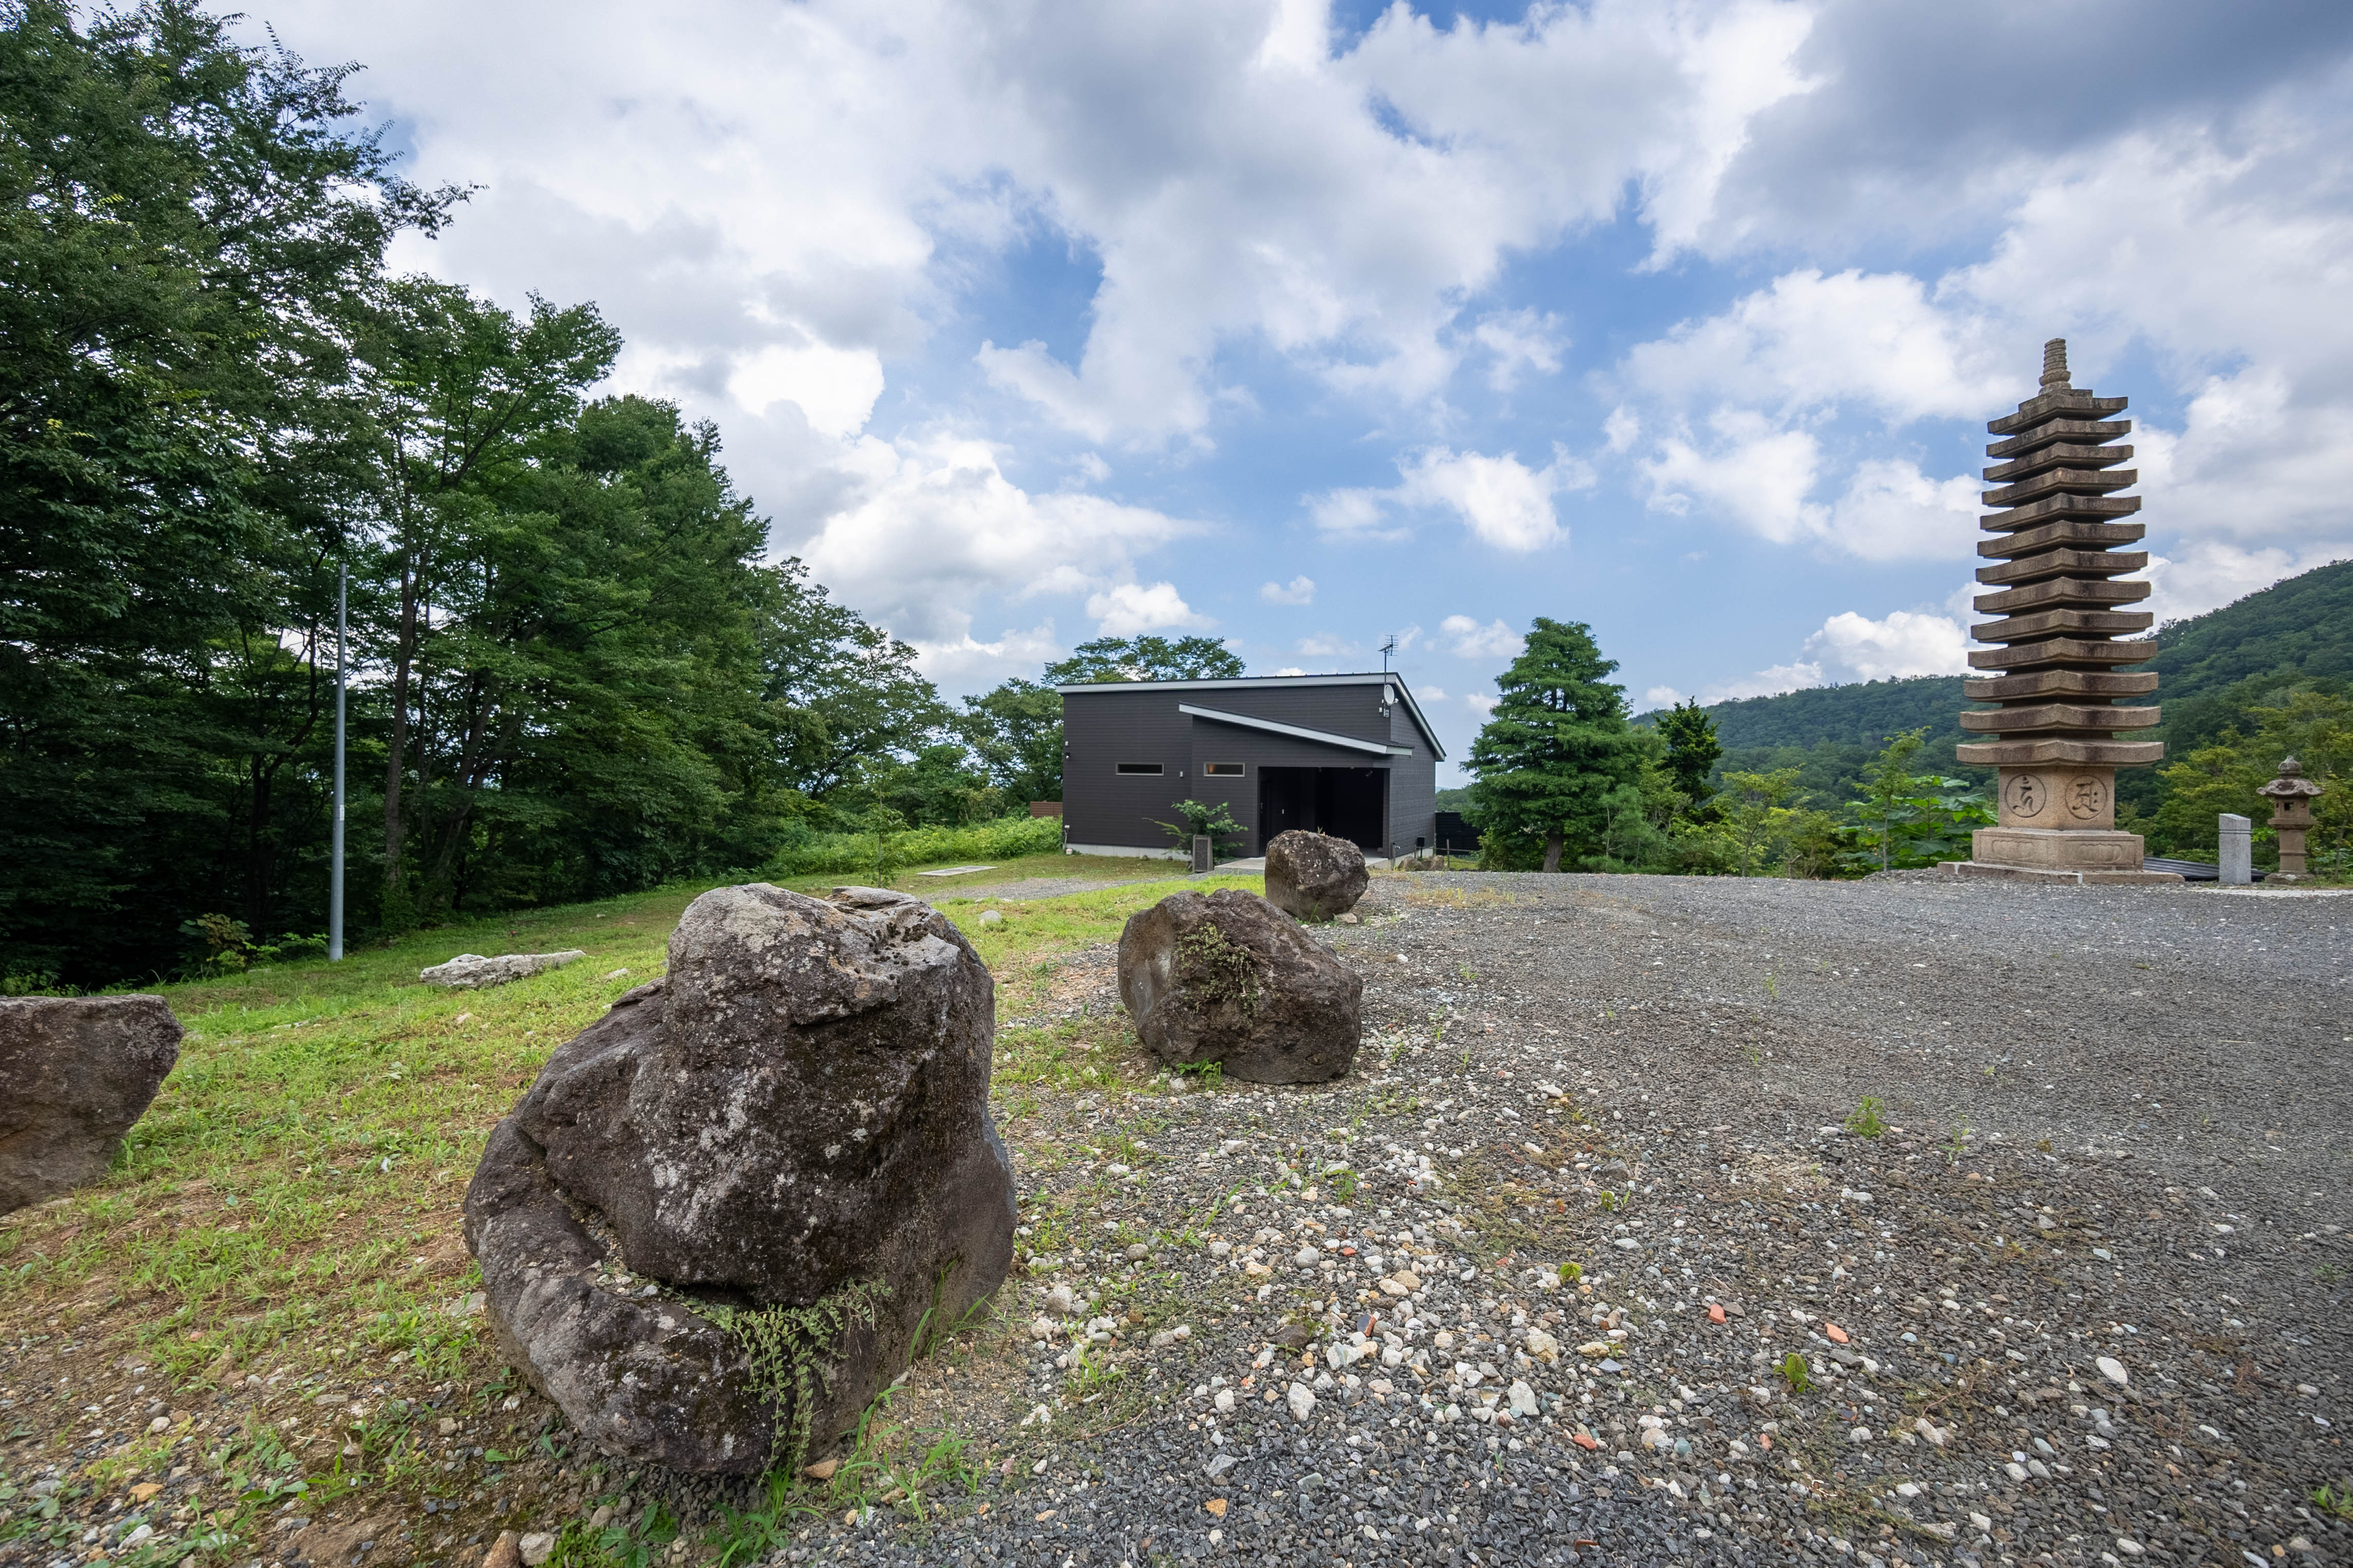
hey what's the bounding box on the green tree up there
[1464,618,1651,873]
[1840,728,1992,873]
[756,558,947,801]
[958,677,1063,804]
[1718,768,1801,877]
[1655,698,1723,813]
[0,0,456,981]
[1043,634,1243,684]
[2143,685,2351,870]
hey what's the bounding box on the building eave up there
[1175,703,1413,757]
[1056,671,1446,760]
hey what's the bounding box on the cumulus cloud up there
[1439,616,1523,659]
[797,434,1194,645]
[1259,575,1316,605]
[916,623,1062,682]
[1296,634,1355,658]
[1087,581,1208,636]
[1470,308,1566,392]
[1622,268,2006,423]
[1313,447,1590,550]
[1464,693,1499,716]
[1696,603,1970,703]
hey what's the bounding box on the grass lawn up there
[0,861,1264,1563]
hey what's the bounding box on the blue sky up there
[263,0,2353,784]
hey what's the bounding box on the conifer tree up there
[1465,619,1652,873]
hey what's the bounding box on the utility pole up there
[330,564,346,962]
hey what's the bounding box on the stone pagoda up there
[1948,339,2179,883]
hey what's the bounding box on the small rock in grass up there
[977,910,1003,927]
[603,968,628,980]
[420,951,585,990]
[517,1532,557,1567]
[481,1531,522,1568]
[802,1458,839,1481]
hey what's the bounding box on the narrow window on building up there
[1203,762,1244,777]
[1115,762,1164,776]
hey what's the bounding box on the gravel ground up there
[20,871,2344,1568]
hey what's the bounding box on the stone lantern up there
[2256,757,2326,880]
[1947,339,2180,883]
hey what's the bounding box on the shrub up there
[767,813,1062,879]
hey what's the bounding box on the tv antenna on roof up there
[1378,633,1398,673]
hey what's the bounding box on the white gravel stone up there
[1287,1383,1316,1421]
[2096,1355,2130,1386]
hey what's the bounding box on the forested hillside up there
[0,4,1093,987]
[1646,557,2352,860]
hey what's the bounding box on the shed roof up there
[1054,671,1445,761]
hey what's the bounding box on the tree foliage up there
[1464,619,1655,873]
[1043,634,1243,684]
[957,677,1063,805]
[0,4,974,985]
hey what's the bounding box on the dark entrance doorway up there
[1257,767,1386,854]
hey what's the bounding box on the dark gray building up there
[1056,673,1444,861]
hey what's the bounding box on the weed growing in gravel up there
[1844,1097,1888,1138]
[2313,1480,2353,1520]
[1777,1352,1814,1392]
[703,1472,813,1568]
[1946,1118,1972,1165]
[1557,1261,1582,1284]
[1172,1058,1223,1089]
[1762,970,1778,999]
[2318,1263,2345,1286]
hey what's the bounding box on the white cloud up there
[1271,665,1308,677]
[1087,581,1208,636]
[1259,575,1316,606]
[1439,615,1523,659]
[1464,693,1499,716]
[1640,414,1975,561]
[1622,268,2006,423]
[1470,308,1565,392]
[1642,685,1686,709]
[798,434,1194,644]
[1804,609,1969,682]
[1418,685,1448,700]
[916,622,1061,682]
[1314,447,1589,551]
[725,339,887,438]
[1296,634,1354,658]
[1696,603,1969,703]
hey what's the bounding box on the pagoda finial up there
[2040,337,2070,389]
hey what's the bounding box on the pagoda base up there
[1939,826,2182,885]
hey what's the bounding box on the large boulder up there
[463,884,1015,1475]
[1117,889,1362,1083]
[1263,830,1370,921]
[1,996,181,1214]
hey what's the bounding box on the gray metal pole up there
[330,564,347,961]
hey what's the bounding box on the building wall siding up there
[1062,678,1440,857]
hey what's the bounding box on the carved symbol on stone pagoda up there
[2003,774,2047,820]
[2065,776,2108,820]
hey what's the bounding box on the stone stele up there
[1262,829,1371,921]
[420,950,587,989]
[462,884,1014,1474]
[1,996,182,1214]
[2256,756,2327,880]
[1945,339,2180,885]
[1117,887,1362,1083]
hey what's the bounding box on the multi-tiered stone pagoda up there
[1948,339,2179,883]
